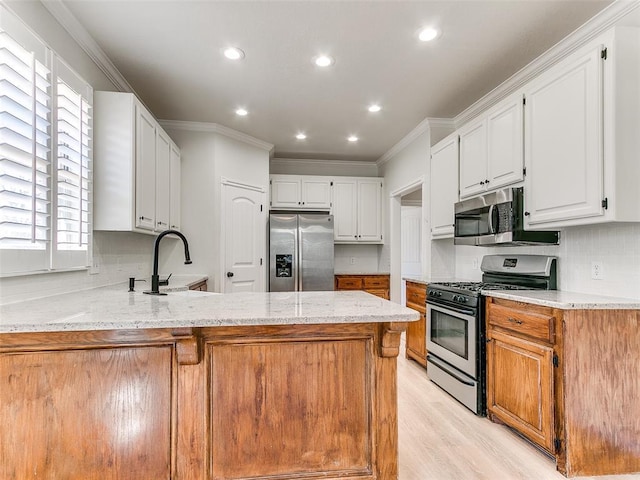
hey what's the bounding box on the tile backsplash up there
[453,222,640,299]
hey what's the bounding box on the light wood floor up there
[397,343,640,480]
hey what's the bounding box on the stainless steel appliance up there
[269,213,334,292]
[426,254,557,415]
[454,187,560,246]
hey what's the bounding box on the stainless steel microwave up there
[454,187,560,246]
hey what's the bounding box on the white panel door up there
[222,182,266,293]
[155,130,171,232]
[135,106,156,231]
[401,206,422,276]
[524,45,604,226]
[357,179,382,242]
[487,93,524,189]
[270,175,301,209]
[332,179,358,242]
[459,118,487,199]
[169,144,181,230]
[430,134,459,238]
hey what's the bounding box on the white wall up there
[0,1,159,304]
[160,128,270,292]
[454,223,640,299]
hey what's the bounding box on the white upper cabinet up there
[333,177,384,244]
[270,175,332,210]
[93,91,181,234]
[459,92,524,199]
[430,133,459,238]
[458,118,487,198]
[523,27,640,229]
[169,144,181,230]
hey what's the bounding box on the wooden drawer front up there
[405,282,426,308]
[336,277,364,290]
[363,276,389,289]
[488,303,555,343]
[366,288,389,300]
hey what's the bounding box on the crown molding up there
[376,117,432,167]
[270,157,379,169]
[159,120,274,152]
[454,0,640,127]
[40,0,135,93]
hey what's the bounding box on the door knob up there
[226,272,234,277]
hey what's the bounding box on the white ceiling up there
[60,0,613,162]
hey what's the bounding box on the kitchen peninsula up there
[0,287,418,480]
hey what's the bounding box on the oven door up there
[426,303,477,378]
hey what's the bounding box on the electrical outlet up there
[350,257,356,265]
[591,261,604,280]
[472,258,479,270]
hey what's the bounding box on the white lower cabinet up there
[523,26,640,229]
[430,133,459,238]
[333,177,383,243]
[94,91,181,234]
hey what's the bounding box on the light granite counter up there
[483,290,640,309]
[402,275,467,286]
[0,285,419,334]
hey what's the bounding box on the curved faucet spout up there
[145,229,192,295]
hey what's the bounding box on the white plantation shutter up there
[53,59,92,269]
[0,6,92,275]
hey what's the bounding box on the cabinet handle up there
[139,216,150,221]
[480,181,485,185]
[298,202,301,205]
[157,221,167,226]
[508,317,524,325]
[358,235,361,238]
[485,179,490,184]
[354,235,358,239]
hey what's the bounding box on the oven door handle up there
[427,302,476,318]
[427,355,476,387]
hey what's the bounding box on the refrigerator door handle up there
[294,219,300,291]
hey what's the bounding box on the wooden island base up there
[0,321,406,480]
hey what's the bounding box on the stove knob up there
[459,296,467,303]
[452,295,459,302]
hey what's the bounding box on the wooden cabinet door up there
[523,44,604,227]
[270,175,301,209]
[459,118,487,199]
[155,129,171,232]
[405,311,426,363]
[487,92,524,189]
[333,179,358,242]
[0,346,173,479]
[301,177,332,209]
[487,330,555,452]
[135,105,156,231]
[169,143,181,230]
[430,133,458,238]
[357,179,382,242]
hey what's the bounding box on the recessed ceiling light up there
[368,104,381,113]
[235,108,248,116]
[418,27,440,42]
[347,135,358,142]
[314,55,335,67]
[296,133,307,140]
[223,47,245,60]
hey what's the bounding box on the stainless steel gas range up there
[426,255,557,415]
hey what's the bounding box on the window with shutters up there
[0,6,92,276]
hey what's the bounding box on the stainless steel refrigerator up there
[269,213,334,291]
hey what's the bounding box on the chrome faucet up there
[144,229,192,295]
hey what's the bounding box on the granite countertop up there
[334,272,391,276]
[402,275,469,286]
[483,290,640,310]
[0,285,419,334]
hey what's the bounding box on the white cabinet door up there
[155,130,171,232]
[169,144,181,230]
[459,119,487,198]
[270,176,301,209]
[487,93,524,189]
[301,177,332,209]
[430,133,459,238]
[524,44,604,226]
[135,106,156,231]
[357,179,382,242]
[332,179,358,242]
